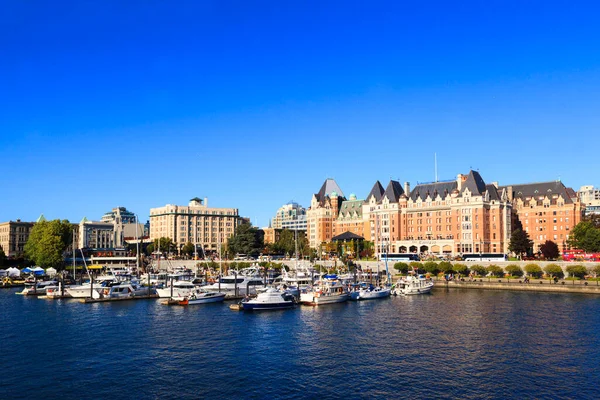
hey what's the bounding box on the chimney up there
[204,197,208,207]
[506,186,513,202]
[456,174,463,191]
[404,181,410,194]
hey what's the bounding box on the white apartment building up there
[579,185,600,215]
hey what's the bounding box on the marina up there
[2,286,600,399]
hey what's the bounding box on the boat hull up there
[300,292,349,306]
[357,288,391,300]
[179,293,226,305]
[242,301,295,311]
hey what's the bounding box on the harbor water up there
[1,288,599,399]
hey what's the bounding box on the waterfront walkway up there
[432,277,600,294]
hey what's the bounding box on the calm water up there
[1,288,599,400]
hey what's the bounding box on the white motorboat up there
[242,288,295,311]
[203,267,265,297]
[156,280,197,298]
[100,280,152,299]
[65,275,121,299]
[349,283,391,300]
[176,288,225,305]
[16,280,59,296]
[300,275,349,306]
[391,274,434,295]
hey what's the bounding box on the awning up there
[87,265,104,270]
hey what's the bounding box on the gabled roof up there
[486,184,500,201]
[382,180,404,202]
[365,181,385,203]
[332,231,364,241]
[462,170,487,196]
[339,199,363,219]
[314,178,345,204]
[499,181,574,204]
[410,181,458,201]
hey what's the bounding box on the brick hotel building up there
[306,171,582,256]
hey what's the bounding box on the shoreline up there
[431,278,600,295]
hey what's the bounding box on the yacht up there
[156,280,197,298]
[391,274,434,295]
[203,267,264,297]
[65,275,121,299]
[176,287,225,305]
[350,284,391,300]
[300,275,349,306]
[242,288,296,311]
[17,280,59,296]
[102,280,152,299]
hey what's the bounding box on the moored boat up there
[391,274,434,296]
[16,280,59,296]
[177,288,226,305]
[300,275,349,306]
[242,288,296,311]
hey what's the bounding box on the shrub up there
[566,264,588,279]
[544,264,564,279]
[524,263,543,278]
[393,262,409,274]
[422,261,440,275]
[593,264,600,277]
[470,264,487,276]
[487,264,504,277]
[409,261,421,273]
[438,261,453,273]
[453,263,469,275]
[505,264,523,277]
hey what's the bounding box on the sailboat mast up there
[72,228,76,280]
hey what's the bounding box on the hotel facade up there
[306,171,582,256]
[149,197,242,253]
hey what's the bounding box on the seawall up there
[432,279,600,295]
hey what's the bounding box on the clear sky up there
[1,1,599,227]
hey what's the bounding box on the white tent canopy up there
[7,267,20,277]
[45,267,57,277]
[0,269,7,277]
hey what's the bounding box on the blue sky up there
[1,1,599,227]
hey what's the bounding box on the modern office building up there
[270,202,307,231]
[579,185,600,215]
[149,197,242,253]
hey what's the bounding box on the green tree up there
[505,264,523,277]
[409,261,422,273]
[153,237,176,256]
[486,264,504,277]
[24,219,73,269]
[566,264,588,279]
[182,242,195,258]
[524,263,543,278]
[509,228,534,257]
[273,229,296,257]
[453,263,469,275]
[393,262,409,274]
[470,264,487,276]
[567,221,600,252]
[593,264,600,277]
[422,261,440,275]
[145,243,154,256]
[544,263,564,279]
[227,223,264,257]
[540,240,560,260]
[438,261,454,274]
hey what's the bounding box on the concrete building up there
[270,202,307,231]
[78,217,115,249]
[100,207,145,246]
[0,219,35,258]
[579,185,600,215]
[501,181,582,253]
[149,197,242,253]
